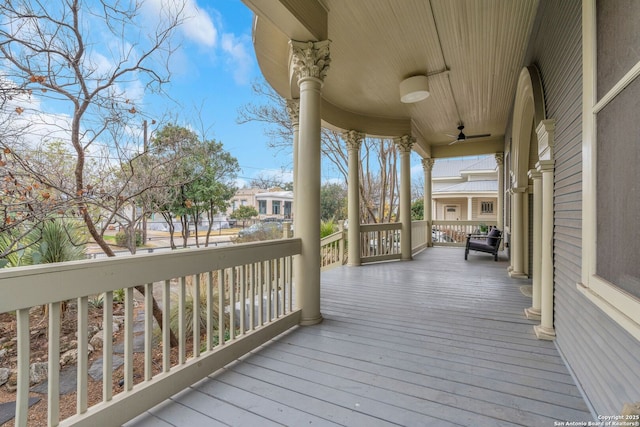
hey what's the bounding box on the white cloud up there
[182,0,217,47]
[221,32,253,85]
[143,0,216,48]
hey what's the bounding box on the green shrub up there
[115,229,142,247]
[169,277,229,339]
[320,218,337,238]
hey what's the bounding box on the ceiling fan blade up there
[466,133,491,139]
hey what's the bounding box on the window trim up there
[580,0,640,340]
[479,200,494,215]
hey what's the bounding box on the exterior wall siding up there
[527,0,640,416]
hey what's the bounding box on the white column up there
[286,99,300,229]
[535,159,556,339]
[343,130,364,266]
[495,153,504,233]
[508,187,527,278]
[289,39,330,326]
[422,158,434,247]
[394,135,414,261]
[526,169,542,320]
[467,197,473,220]
[534,119,556,340]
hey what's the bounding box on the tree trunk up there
[82,210,179,347]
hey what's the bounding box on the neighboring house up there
[228,188,294,221]
[431,156,497,222]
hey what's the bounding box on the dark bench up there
[464,228,502,261]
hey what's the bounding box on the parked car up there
[432,230,455,243]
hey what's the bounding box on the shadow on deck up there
[126,247,592,426]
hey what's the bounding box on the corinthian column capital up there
[343,130,365,152]
[495,152,504,166]
[289,40,331,84]
[286,99,300,126]
[421,157,435,172]
[394,135,415,153]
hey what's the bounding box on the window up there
[241,199,247,206]
[258,200,266,214]
[581,0,640,339]
[481,201,494,214]
[272,201,281,215]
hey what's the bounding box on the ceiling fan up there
[448,124,491,145]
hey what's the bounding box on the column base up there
[299,314,323,326]
[524,307,541,320]
[534,325,556,340]
[347,262,361,267]
[519,285,532,297]
[401,256,413,261]
[508,270,528,279]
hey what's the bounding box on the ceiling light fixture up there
[399,75,430,103]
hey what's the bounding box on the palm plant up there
[22,218,87,265]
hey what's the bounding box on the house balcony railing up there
[320,230,347,270]
[432,220,498,246]
[0,239,301,427]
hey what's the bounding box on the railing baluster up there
[144,283,153,381]
[275,258,281,318]
[218,269,225,346]
[48,302,61,426]
[287,255,293,313]
[266,260,272,323]
[178,277,186,364]
[77,295,88,413]
[103,291,113,402]
[229,268,236,340]
[249,263,255,331]
[15,308,30,427]
[258,262,264,327]
[206,271,213,352]
[240,265,246,335]
[124,288,134,391]
[162,280,170,373]
[193,274,200,358]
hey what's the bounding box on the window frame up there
[580,0,640,340]
[258,200,267,214]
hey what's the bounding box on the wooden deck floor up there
[126,247,592,426]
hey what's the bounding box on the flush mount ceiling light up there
[399,75,430,103]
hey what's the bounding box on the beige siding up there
[527,0,640,416]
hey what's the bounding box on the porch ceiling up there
[243,0,540,158]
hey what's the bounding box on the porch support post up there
[289,39,330,326]
[286,99,300,228]
[526,169,542,320]
[508,187,527,278]
[534,119,556,340]
[422,158,434,246]
[467,197,473,220]
[394,135,414,260]
[495,153,504,244]
[343,130,364,266]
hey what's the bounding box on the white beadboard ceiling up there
[244,0,539,158]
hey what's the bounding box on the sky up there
[2,0,427,188]
[142,0,292,187]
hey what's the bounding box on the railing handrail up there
[0,238,302,313]
[320,230,345,245]
[433,220,498,227]
[360,222,401,232]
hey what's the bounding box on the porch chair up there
[464,228,502,261]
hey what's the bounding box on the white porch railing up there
[431,220,498,246]
[411,220,429,253]
[320,230,347,270]
[0,239,301,427]
[359,222,402,264]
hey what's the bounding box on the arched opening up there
[508,66,545,279]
